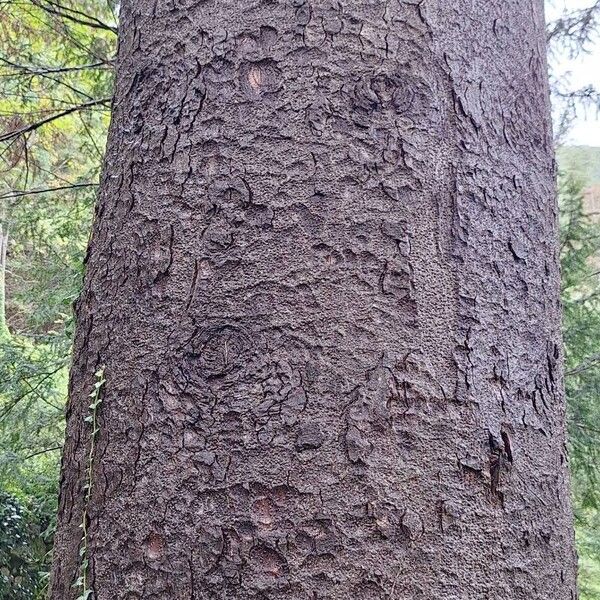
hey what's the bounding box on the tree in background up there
[547,0,600,138]
[560,170,600,599]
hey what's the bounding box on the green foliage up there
[559,146,600,187]
[559,171,600,598]
[579,509,600,600]
[0,0,117,594]
[0,2,114,211]
[0,337,67,596]
[0,491,51,600]
[75,367,105,600]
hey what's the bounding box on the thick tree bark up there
[51,1,577,598]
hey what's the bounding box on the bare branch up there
[571,421,600,437]
[0,56,113,76]
[0,363,66,422]
[22,445,62,460]
[566,353,600,377]
[0,97,111,144]
[548,0,600,56]
[0,57,98,100]
[30,0,118,34]
[551,84,600,143]
[0,182,98,200]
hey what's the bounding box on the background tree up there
[547,0,600,139]
[560,167,600,598]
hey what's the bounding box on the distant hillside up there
[557,146,600,186]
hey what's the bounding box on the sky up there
[546,0,600,146]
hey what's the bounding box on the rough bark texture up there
[51,1,577,598]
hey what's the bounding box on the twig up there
[0,56,113,75]
[566,353,600,377]
[0,97,111,144]
[0,182,99,200]
[31,0,118,33]
[23,445,62,460]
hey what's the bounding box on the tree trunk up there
[51,1,577,598]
